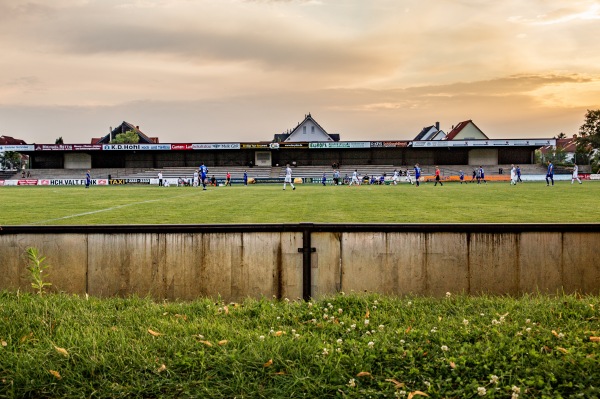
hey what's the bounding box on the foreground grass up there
[0,292,598,398]
[0,181,600,225]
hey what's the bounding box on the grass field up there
[0,181,599,225]
[1,292,599,398]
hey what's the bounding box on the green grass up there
[1,181,599,225]
[0,292,598,398]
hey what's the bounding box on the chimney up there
[435,121,440,131]
[136,126,140,130]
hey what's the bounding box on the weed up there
[25,247,52,295]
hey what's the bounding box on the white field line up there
[29,191,202,225]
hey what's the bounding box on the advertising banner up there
[192,143,241,150]
[171,144,194,150]
[32,144,102,151]
[241,143,270,149]
[309,142,371,149]
[0,145,35,151]
[109,178,151,185]
[269,143,309,149]
[102,144,172,150]
[17,179,39,185]
[38,179,109,186]
[370,141,409,148]
[411,139,556,148]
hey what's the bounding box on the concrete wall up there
[0,226,598,300]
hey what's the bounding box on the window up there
[303,126,306,134]
[311,126,315,133]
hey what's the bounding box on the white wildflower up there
[364,319,370,326]
[338,308,343,314]
[259,335,265,341]
[463,319,469,326]
[441,345,449,351]
[347,378,356,387]
[322,347,329,356]
[424,381,431,387]
[525,319,531,324]
[351,324,356,330]
[490,375,499,384]
[512,386,520,393]
[337,338,343,344]
[378,325,385,331]
[477,387,487,396]
[367,341,375,348]
[446,292,451,297]
[400,339,405,344]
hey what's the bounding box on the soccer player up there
[85,170,91,188]
[225,172,232,186]
[434,166,443,186]
[510,164,517,185]
[199,163,208,190]
[322,172,327,186]
[283,164,295,190]
[392,169,399,185]
[405,168,413,185]
[193,170,199,187]
[546,160,554,186]
[158,171,163,187]
[414,163,421,187]
[350,169,360,186]
[571,163,582,184]
[459,170,465,184]
[478,166,487,184]
[516,165,523,183]
[333,170,340,186]
[243,170,248,186]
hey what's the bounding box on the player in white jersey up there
[349,169,360,186]
[392,169,399,185]
[405,169,413,184]
[510,164,517,185]
[193,171,199,187]
[571,163,582,184]
[283,164,296,190]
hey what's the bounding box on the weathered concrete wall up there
[0,227,598,300]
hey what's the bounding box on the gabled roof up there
[413,125,436,141]
[539,138,579,154]
[0,135,27,145]
[277,113,338,142]
[445,120,489,140]
[92,121,159,144]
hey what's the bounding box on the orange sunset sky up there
[1,0,599,144]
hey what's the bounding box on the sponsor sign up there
[17,179,38,185]
[37,179,108,186]
[192,143,241,150]
[0,180,4,186]
[309,142,371,149]
[411,139,556,148]
[171,144,194,150]
[241,143,270,149]
[0,145,35,151]
[109,178,151,185]
[273,143,309,149]
[591,174,600,181]
[102,144,172,150]
[32,144,102,151]
[383,141,409,148]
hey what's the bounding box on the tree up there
[577,109,600,172]
[555,132,567,139]
[110,130,140,144]
[55,137,64,144]
[1,151,22,169]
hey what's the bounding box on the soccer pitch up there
[1,181,599,225]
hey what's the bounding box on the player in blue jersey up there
[516,165,522,183]
[546,160,554,186]
[459,170,465,184]
[322,172,327,186]
[85,170,91,188]
[243,170,248,186]
[414,163,421,187]
[478,166,487,184]
[199,163,208,190]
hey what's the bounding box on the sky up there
[1,0,600,144]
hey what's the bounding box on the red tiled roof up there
[444,120,489,140]
[0,135,27,145]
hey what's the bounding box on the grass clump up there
[0,292,598,398]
